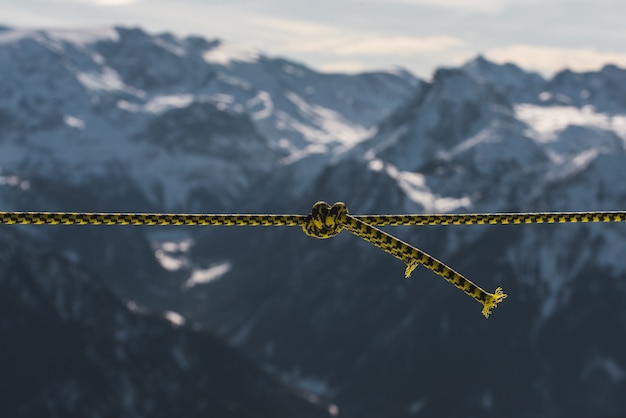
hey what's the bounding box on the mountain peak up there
[546,63,626,112]
[459,54,544,102]
[462,53,493,69]
[462,54,523,72]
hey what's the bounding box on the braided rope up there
[357,211,626,226]
[2,210,624,226]
[2,204,624,317]
[0,212,304,226]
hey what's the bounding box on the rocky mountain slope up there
[0,229,335,418]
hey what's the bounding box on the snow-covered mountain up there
[2,25,626,418]
[0,26,417,211]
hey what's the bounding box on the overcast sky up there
[3,0,626,78]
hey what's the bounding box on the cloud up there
[382,0,510,14]
[316,61,369,74]
[486,44,626,74]
[68,0,137,5]
[330,36,464,55]
[252,17,465,57]
[95,0,135,4]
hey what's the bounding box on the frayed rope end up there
[404,260,419,278]
[481,287,507,318]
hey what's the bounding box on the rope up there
[2,203,625,318]
[1,210,623,226]
[358,211,626,226]
[0,212,304,226]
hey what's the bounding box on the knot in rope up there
[302,201,348,239]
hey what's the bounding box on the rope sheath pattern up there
[0,212,306,226]
[357,212,626,226]
[2,204,625,317]
[2,210,624,226]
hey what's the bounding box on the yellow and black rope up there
[0,212,304,226]
[2,203,625,317]
[358,211,626,226]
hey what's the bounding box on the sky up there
[3,0,626,79]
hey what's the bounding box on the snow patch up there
[46,27,120,46]
[153,37,185,57]
[278,143,328,166]
[282,63,305,77]
[0,27,119,46]
[203,41,258,66]
[183,261,232,289]
[548,148,602,181]
[164,311,186,326]
[144,94,194,113]
[91,52,105,65]
[118,94,194,114]
[367,158,384,172]
[153,238,193,272]
[0,173,30,190]
[386,164,471,212]
[247,91,274,120]
[284,92,371,147]
[516,104,626,143]
[64,115,85,129]
[125,300,147,314]
[538,91,552,102]
[161,240,192,252]
[77,66,143,96]
[155,249,186,271]
[570,148,601,170]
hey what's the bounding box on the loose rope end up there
[481,287,507,318]
[405,260,419,278]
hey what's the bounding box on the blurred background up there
[1,1,626,417]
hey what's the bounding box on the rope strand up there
[3,204,624,317]
[0,212,305,226]
[357,211,626,226]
